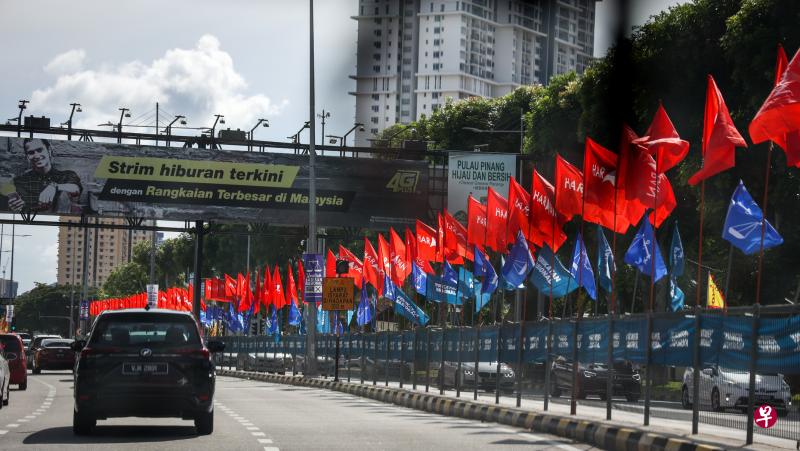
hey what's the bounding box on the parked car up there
[72,309,225,435]
[0,334,27,389]
[33,339,76,373]
[0,344,10,408]
[549,357,641,402]
[15,333,31,352]
[440,360,516,392]
[27,335,62,368]
[682,366,792,416]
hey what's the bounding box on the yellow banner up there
[94,156,299,188]
[707,273,725,309]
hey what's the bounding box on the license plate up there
[122,362,168,375]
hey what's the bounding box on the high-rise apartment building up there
[351,0,598,146]
[56,217,154,287]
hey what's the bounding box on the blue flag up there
[570,233,597,300]
[426,275,458,304]
[670,221,685,276]
[442,261,458,286]
[474,277,492,313]
[670,277,685,312]
[722,180,783,255]
[501,231,535,289]
[393,289,429,326]
[268,307,280,342]
[288,301,302,326]
[473,245,488,278]
[530,244,577,298]
[474,246,498,295]
[357,281,373,326]
[346,309,354,327]
[596,226,615,294]
[383,274,397,301]
[316,306,331,333]
[624,217,668,282]
[335,316,344,336]
[457,267,474,300]
[412,262,428,296]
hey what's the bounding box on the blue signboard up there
[303,253,324,303]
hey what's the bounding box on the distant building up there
[56,217,153,287]
[351,0,598,146]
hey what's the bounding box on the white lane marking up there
[246,426,259,431]
[24,415,35,419]
[241,422,254,426]
[251,432,266,437]
[17,420,28,423]
[6,424,18,428]
[263,447,280,451]
[0,430,7,435]
[517,432,582,451]
[257,439,273,444]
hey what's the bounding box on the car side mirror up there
[71,340,86,352]
[207,340,225,353]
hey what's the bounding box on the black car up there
[549,357,641,402]
[72,309,224,435]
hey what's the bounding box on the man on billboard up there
[7,138,83,213]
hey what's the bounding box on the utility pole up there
[305,0,319,377]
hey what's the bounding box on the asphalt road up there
[0,371,596,450]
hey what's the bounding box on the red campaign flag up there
[485,187,509,253]
[583,137,630,234]
[750,45,800,167]
[238,272,252,313]
[408,227,435,274]
[389,227,410,285]
[618,125,647,226]
[339,244,364,287]
[326,249,337,278]
[377,233,392,279]
[236,273,246,300]
[287,262,299,306]
[224,274,237,299]
[554,154,584,222]
[688,75,748,185]
[507,177,531,242]
[363,238,382,294]
[443,210,472,261]
[262,266,272,308]
[253,272,262,306]
[204,279,212,300]
[436,213,444,260]
[297,259,305,300]
[633,103,690,172]
[530,170,567,251]
[623,146,676,228]
[272,266,286,309]
[415,220,438,263]
[466,195,487,249]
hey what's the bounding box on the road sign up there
[79,300,89,320]
[303,253,324,303]
[146,284,159,309]
[4,305,13,323]
[322,277,354,311]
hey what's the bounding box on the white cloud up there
[44,49,86,75]
[31,35,287,132]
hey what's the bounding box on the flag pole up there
[723,244,734,300]
[754,142,773,306]
[695,180,706,308]
[570,156,588,416]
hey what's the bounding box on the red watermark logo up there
[754,404,777,429]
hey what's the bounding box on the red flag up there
[583,137,629,234]
[404,228,415,271]
[750,45,800,167]
[389,227,410,285]
[262,266,272,307]
[238,272,252,313]
[688,75,747,185]
[254,272,262,306]
[377,233,392,280]
[617,125,648,226]
[287,262,299,306]
[554,154,584,221]
[339,244,364,287]
[408,227,435,274]
[443,210,472,261]
[224,274,237,299]
[633,103,690,172]
[530,170,567,251]
[236,273,246,299]
[272,266,286,309]
[326,249,337,278]
[485,187,508,253]
[466,195,487,249]
[623,146,676,227]
[363,238,382,293]
[297,259,305,301]
[776,44,789,86]
[507,177,531,242]
[415,220,438,263]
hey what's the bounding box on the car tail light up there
[198,394,210,401]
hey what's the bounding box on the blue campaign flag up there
[530,244,578,298]
[442,261,458,286]
[457,267,474,300]
[346,309,354,327]
[501,231,535,289]
[288,301,302,326]
[383,274,397,301]
[482,256,499,295]
[670,221,685,276]
[316,305,331,333]
[474,277,492,313]
[412,262,428,296]
[670,276,685,312]
[335,316,344,336]
[722,180,783,255]
[570,233,597,300]
[426,275,459,304]
[624,217,668,282]
[357,281,374,326]
[473,245,488,278]
[394,289,429,326]
[270,307,281,342]
[596,225,615,294]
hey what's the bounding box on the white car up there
[682,366,792,416]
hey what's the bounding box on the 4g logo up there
[386,170,419,193]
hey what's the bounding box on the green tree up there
[14,283,97,336]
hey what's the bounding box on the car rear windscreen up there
[0,336,21,352]
[89,314,200,349]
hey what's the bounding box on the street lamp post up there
[210,114,225,149]
[305,0,319,377]
[341,123,365,148]
[17,100,29,138]
[164,115,186,147]
[66,103,82,141]
[117,108,131,144]
[287,122,310,154]
[248,118,269,151]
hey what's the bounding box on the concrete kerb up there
[219,369,724,451]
